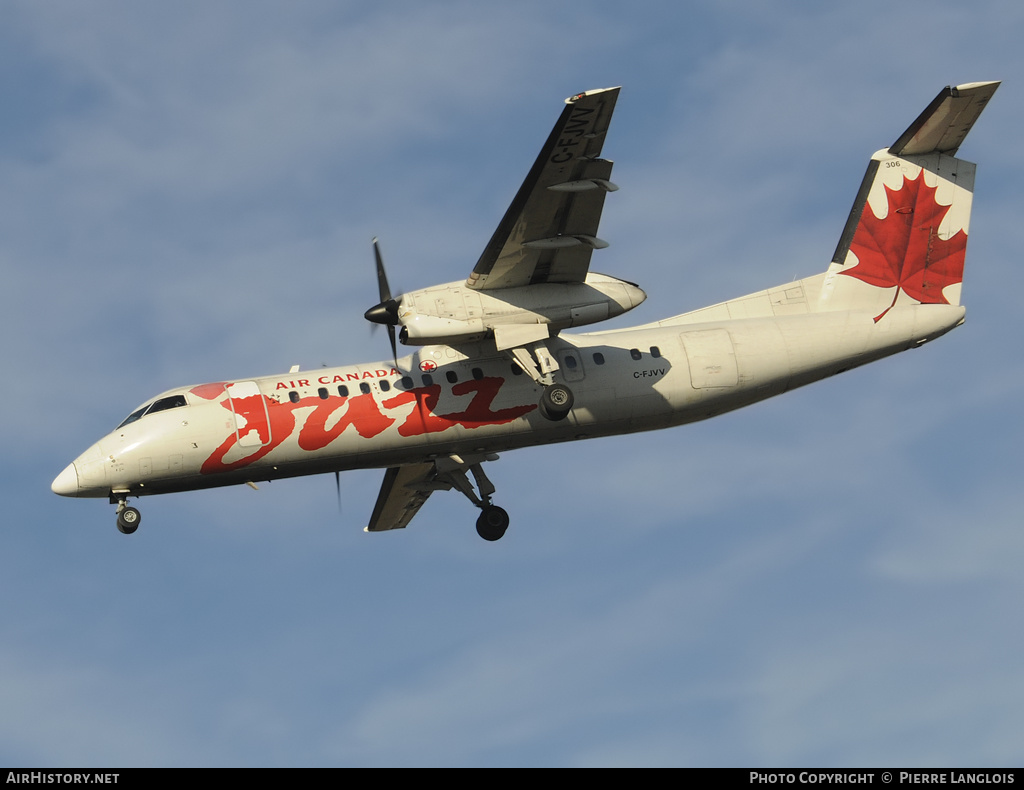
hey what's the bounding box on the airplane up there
[52,81,999,541]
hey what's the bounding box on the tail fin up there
[820,81,999,321]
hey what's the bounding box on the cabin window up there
[379,379,391,392]
[472,367,484,380]
[422,374,434,387]
[289,391,300,403]
[593,352,605,365]
[564,356,578,370]
[338,385,349,397]
[359,382,371,395]
[630,348,642,360]
[650,346,661,358]
[511,365,523,376]
[318,387,329,400]
[401,376,414,389]
[446,371,458,384]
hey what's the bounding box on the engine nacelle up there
[392,272,647,346]
[399,314,488,345]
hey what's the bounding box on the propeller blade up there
[373,237,391,304]
[387,324,398,369]
[364,237,401,326]
[334,471,342,515]
[366,238,401,368]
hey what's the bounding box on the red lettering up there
[382,377,534,437]
[198,375,534,475]
[447,377,536,427]
[298,393,394,450]
[201,397,298,474]
[383,385,450,436]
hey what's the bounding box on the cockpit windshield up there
[116,394,188,429]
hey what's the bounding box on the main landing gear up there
[112,495,141,534]
[476,505,510,542]
[429,455,512,541]
[506,341,574,422]
[539,383,574,421]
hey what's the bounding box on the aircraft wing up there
[364,463,436,532]
[467,87,620,291]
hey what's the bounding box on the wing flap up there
[468,88,620,290]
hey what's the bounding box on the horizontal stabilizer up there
[889,81,1000,157]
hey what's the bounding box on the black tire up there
[476,505,509,541]
[117,506,141,535]
[540,383,574,421]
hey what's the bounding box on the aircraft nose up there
[51,463,80,497]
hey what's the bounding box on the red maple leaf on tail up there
[840,169,967,322]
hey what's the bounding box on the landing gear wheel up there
[476,505,509,541]
[117,506,141,535]
[539,383,574,421]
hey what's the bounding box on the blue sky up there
[3,0,1023,767]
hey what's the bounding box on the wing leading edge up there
[467,87,620,291]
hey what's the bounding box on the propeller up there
[363,237,400,367]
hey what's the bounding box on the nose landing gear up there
[113,496,141,534]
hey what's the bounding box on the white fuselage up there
[49,80,999,541]
[53,294,965,501]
